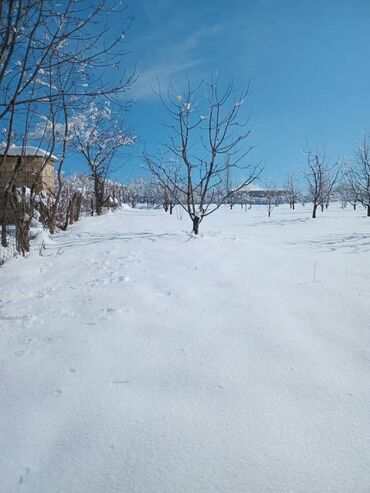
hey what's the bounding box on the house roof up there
[0,145,58,161]
[231,184,264,193]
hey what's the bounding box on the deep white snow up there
[0,205,369,492]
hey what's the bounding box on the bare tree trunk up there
[74,194,83,222]
[16,224,30,255]
[94,176,104,215]
[1,216,8,248]
[62,201,72,231]
[192,216,200,235]
[14,189,31,255]
[69,194,76,225]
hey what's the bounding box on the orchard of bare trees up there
[1,1,370,265]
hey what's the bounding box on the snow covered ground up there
[0,204,369,492]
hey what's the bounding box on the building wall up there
[0,156,55,222]
[41,162,55,193]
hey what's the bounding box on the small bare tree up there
[69,103,135,215]
[285,174,298,210]
[348,136,370,217]
[158,159,181,214]
[337,182,357,210]
[145,78,263,234]
[264,184,279,218]
[304,149,340,219]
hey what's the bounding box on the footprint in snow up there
[0,314,28,321]
[18,467,30,485]
[102,307,122,314]
[117,275,130,282]
[14,350,26,357]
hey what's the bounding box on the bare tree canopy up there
[68,102,135,215]
[347,135,370,217]
[285,174,299,210]
[303,148,340,219]
[144,77,263,234]
[0,1,133,117]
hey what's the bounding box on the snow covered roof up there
[231,184,264,193]
[232,183,289,193]
[0,145,58,161]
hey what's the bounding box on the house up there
[231,184,289,205]
[0,145,57,223]
[0,145,58,193]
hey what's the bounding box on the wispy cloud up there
[132,59,204,100]
[131,24,224,100]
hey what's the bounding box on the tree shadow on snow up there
[48,230,179,250]
[248,217,310,228]
[291,232,370,253]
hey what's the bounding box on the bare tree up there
[304,149,340,219]
[337,182,358,210]
[285,174,299,210]
[0,1,133,125]
[69,103,135,215]
[264,184,279,218]
[348,136,370,217]
[157,159,181,214]
[224,155,235,209]
[145,78,263,234]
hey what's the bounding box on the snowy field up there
[0,204,369,492]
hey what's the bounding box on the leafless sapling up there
[348,136,370,216]
[303,149,340,219]
[145,78,263,234]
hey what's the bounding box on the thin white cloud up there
[131,24,224,100]
[133,59,204,100]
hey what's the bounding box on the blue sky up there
[67,0,370,186]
